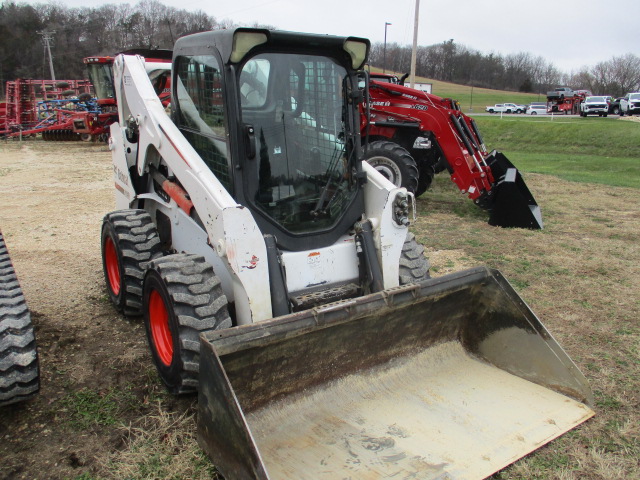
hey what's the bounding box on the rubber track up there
[104,210,162,316]
[416,163,436,197]
[399,232,431,285]
[148,254,232,394]
[0,231,39,406]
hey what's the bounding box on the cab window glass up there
[175,55,231,191]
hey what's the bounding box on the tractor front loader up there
[103,28,593,479]
[361,76,543,229]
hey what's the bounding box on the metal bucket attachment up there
[485,151,543,229]
[197,267,593,480]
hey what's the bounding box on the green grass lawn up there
[372,67,546,110]
[473,116,640,188]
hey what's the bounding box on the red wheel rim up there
[148,289,173,367]
[104,237,121,296]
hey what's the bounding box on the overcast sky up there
[29,0,640,72]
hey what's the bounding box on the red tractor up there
[360,73,543,229]
[75,50,173,141]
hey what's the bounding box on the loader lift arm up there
[362,79,543,229]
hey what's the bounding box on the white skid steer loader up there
[102,28,594,479]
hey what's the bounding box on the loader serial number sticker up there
[124,75,132,86]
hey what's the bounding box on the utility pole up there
[383,22,391,74]
[409,0,420,88]
[38,31,56,81]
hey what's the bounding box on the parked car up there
[526,104,548,115]
[486,104,514,113]
[503,103,526,114]
[620,92,640,116]
[574,89,593,98]
[580,96,609,117]
[608,97,623,115]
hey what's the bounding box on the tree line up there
[370,40,640,98]
[0,0,266,89]
[1,0,639,98]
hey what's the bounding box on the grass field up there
[411,114,639,479]
[372,67,547,111]
[474,116,640,188]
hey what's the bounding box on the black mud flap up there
[485,150,543,229]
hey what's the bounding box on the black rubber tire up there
[612,106,619,115]
[101,210,162,316]
[78,92,92,102]
[415,163,436,197]
[0,231,39,406]
[362,141,419,194]
[399,232,431,285]
[143,254,232,394]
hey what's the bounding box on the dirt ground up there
[0,140,197,480]
[0,139,638,479]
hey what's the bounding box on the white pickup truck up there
[620,92,640,116]
[485,103,524,114]
[547,87,574,99]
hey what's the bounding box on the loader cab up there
[172,29,370,250]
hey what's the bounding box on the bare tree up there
[608,54,640,95]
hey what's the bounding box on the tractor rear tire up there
[399,232,431,285]
[101,210,162,316]
[362,141,419,194]
[0,231,39,407]
[143,254,232,394]
[415,163,436,197]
